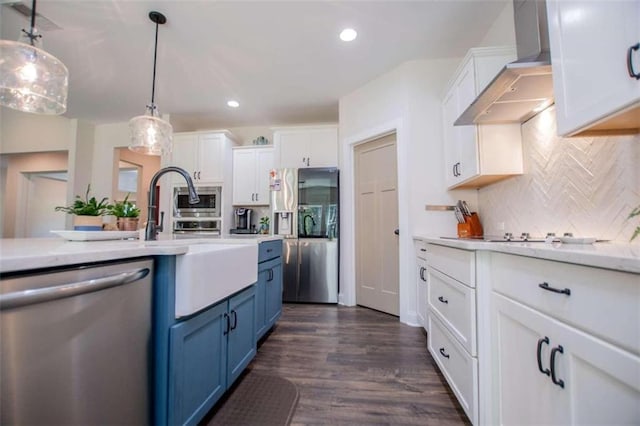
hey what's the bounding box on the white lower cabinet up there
[490,252,640,425]
[428,313,478,424]
[428,268,476,356]
[492,293,640,425]
[426,243,478,424]
[415,239,428,328]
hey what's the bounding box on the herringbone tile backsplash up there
[478,107,640,243]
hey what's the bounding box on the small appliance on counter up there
[230,208,257,234]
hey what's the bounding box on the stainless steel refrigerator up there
[270,167,338,303]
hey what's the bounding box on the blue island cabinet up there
[153,255,256,426]
[255,240,283,340]
[167,286,256,426]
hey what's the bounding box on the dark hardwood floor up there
[247,304,470,425]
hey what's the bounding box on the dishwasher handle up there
[0,268,151,310]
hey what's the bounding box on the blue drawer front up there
[258,240,283,263]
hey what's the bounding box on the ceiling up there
[1,0,509,130]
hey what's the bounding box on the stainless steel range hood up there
[455,0,554,125]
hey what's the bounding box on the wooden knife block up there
[457,212,483,238]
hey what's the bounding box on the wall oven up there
[172,186,222,236]
[173,219,221,235]
[173,186,221,218]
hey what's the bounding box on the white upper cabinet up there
[169,132,233,184]
[442,47,524,190]
[547,0,640,136]
[232,146,274,206]
[274,125,338,168]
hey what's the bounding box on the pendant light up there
[129,11,172,156]
[0,0,68,115]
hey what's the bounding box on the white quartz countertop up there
[0,234,283,273]
[414,235,640,274]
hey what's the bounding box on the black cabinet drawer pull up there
[439,347,450,359]
[627,42,640,79]
[550,345,565,388]
[538,282,571,296]
[438,296,448,304]
[420,248,426,252]
[536,336,551,376]
[419,266,426,281]
[230,310,238,331]
[223,312,230,335]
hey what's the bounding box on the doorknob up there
[394,229,399,235]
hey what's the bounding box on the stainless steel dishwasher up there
[0,258,153,425]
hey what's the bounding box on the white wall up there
[478,1,516,47]
[227,126,274,146]
[0,108,94,231]
[339,59,476,325]
[0,107,74,153]
[92,122,130,201]
[337,0,517,325]
[1,152,69,237]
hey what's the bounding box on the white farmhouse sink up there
[173,243,258,318]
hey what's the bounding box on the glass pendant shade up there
[0,38,69,115]
[128,107,173,156]
[129,11,172,156]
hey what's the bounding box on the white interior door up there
[354,133,399,315]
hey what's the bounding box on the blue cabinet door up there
[168,301,228,426]
[265,259,283,326]
[227,286,257,386]
[255,267,268,340]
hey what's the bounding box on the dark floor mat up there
[206,371,299,426]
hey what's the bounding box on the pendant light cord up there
[150,18,159,109]
[22,0,42,46]
[30,0,37,34]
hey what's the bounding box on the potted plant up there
[108,194,141,231]
[259,216,270,234]
[55,184,111,231]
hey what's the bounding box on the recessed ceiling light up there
[339,28,357,42]
[227,100,240,108]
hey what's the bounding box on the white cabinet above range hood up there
[455,0,554,126]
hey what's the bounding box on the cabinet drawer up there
[415,239,428,260]
[258,240,283,263]
[491,253,640,355]
[428,268,477,356]
[427,244,476,288]
[428,313,477,425]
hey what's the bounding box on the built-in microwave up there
[173,186,221,218]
